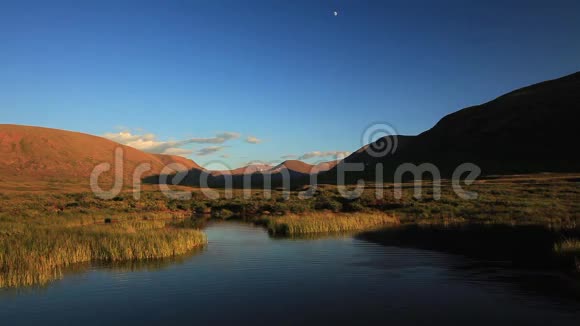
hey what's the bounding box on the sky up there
[1,0,579,169]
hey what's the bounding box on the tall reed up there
[0,220,206,288]
[554,238,580,254]
[266,212,399,235]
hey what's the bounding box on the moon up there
[333,11,338,16]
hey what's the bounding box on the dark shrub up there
[213,208,234,219]
[288,202,309,214]
[272,202,289,215]
[242,201,259,215]
[342,200,366,212]
[314,195,342,212]
[167,199,188,211]
[380,202,409,210]
[191,201,209,214]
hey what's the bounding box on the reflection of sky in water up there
[1,221,579,326]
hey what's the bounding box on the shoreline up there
[1,174,578,287]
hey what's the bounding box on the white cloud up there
[245,136,262,144]
[103,130,240,156]
[103,131,156,144]
[196,146,226,156]
[281,154,297,160]
[162,148,194,156]
[298,151,351,160]
[242,160,277,167]
[191,132,240,144]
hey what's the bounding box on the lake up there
[1,221,579,325]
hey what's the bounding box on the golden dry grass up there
[554,238,580,254]
[266,212,399,235]
[0,218,206,288]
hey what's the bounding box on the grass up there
[0,218,206,288]
[0,173,578,286]
[2,173,578,227]
[554,238,580,255]
[265,212,399,236]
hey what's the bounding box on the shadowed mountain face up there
[269,160,313,175]
[0,124,203,184]
[211,164,272,176]
[209,160,337,178]
[320,71,580,182]
[152,154,204,172]
[166,159,338,188]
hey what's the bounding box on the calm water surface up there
[1,221,580,325]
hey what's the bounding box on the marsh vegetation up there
[1,174,579,287]
[0,211,206,288]
[264,212,398,235]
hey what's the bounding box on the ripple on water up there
[1,221,580,326]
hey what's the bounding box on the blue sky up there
[1,0,579,169]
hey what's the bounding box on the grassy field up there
[1,173,578,225]
[1,173,579,286]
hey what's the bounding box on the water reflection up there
[1,222,580,326]
[358,224,580,268]
[270,230,359,241]
[89,246,206,273]
[358,224,580,303]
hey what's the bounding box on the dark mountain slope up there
[321,71,580,182]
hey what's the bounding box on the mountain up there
[320,71,580,182]
[211,160,337,177]
[0,124,204,185]
[312,160,339,173]
[267,160,338,175]
[211,164,272,176]
[152,154,204,171]
[183,160,337,188]
[268,160,314,175]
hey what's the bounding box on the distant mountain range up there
[0,125,335,187]
[210,160,336,176]
[151,159,338,188]
[1,71,578,188]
